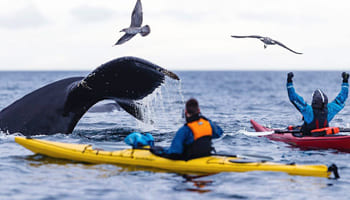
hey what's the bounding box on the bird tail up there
[140,25,151,36]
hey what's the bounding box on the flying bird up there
[114,0,150,45]
[231,35,303,55]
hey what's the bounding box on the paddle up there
[244,127,350,137]
[214,153,273,161]
[134,146,274,161]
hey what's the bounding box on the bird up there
[114,0,150,45]
[231,35,303,55]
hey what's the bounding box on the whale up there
[87,102,121,113]
[0,56,179,136]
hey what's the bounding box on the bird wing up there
[130,0,143,27]
[115,33,136,45]
[273,40,303,54]
[231,35,263,39]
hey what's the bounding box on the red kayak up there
[250,119,350,152]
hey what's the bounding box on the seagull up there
[231,35,303,55]
[114,0,150,45]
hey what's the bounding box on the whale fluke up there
[0,56,179,135]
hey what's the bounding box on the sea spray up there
[134,78,184,134]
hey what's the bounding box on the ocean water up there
[1,70,350,200]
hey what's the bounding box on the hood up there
[312,89,328,109]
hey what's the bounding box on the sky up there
[0,0,350,71]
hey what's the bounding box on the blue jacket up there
[165,119,223,155]
[287,82,349,124]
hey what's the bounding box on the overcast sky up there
[0,0,349,71]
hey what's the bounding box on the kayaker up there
[152,98,223,160]
[287,72,349,135]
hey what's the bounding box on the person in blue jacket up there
[287,72,349,135]
[153,98,223,160]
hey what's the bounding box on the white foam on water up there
[0,131,24,142]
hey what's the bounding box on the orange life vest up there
[186,118,212,140]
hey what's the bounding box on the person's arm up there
[328,72,349,121]
[209,121,223,139]
[164,126,193,155]
[286,72,313,123]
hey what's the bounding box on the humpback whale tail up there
[0,57,179,136]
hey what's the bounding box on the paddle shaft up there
[274,127,350,134]
[334,127,350,132]
[134,147,274,161]
[214,153,273,161]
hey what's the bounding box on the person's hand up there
[342,72,349,83]
[287,72,294,83]
[150,146,165,155]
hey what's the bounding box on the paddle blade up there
[241,130,274,136]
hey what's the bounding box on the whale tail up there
[140,25,150,36]
[0,56,179,136]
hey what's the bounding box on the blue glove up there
[150,146,165,155]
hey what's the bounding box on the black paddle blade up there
[328,164,340,179]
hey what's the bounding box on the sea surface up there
[1,71,350,200]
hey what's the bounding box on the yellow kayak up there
[15,136,338,178]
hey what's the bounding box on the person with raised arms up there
[287,72,349,136]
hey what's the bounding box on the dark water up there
[1,71,350,200]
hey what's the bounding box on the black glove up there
[287,72,294,83]
[342,72,349,83]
